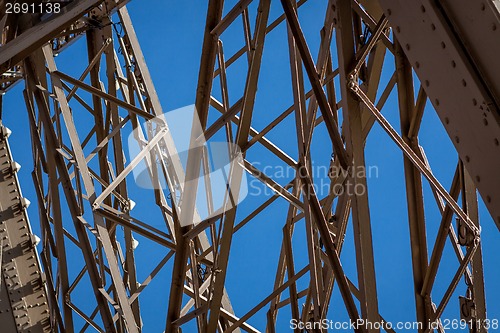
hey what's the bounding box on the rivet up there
[493,24,497,31]
[396,26,401,33]
[425,80,430,87]
[441,41,446,49]
[451,60,456,68]
[387,9,392,15]
[421,5,426,12]
[445,117,450,124]
[472,98,477,106]
[484,119,488,126]
[465,156,470,162]
[435,99,440,106]
[431,23,436,30]
[405,44,410,51]
[486,196,491,203]
[462,79,467,87]
[494,138,499,146]
[415,61,420,68]
[481,3,486,10]
[476,176,481,182]
[455,136,460,143]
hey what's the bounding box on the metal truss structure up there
[0,0,499,332]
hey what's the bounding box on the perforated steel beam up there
[0,124,50,333]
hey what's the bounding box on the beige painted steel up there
[378,0,500,230]
[0,125,50,333]
[0,0,498,332]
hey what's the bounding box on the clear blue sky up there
[2,0,500,331]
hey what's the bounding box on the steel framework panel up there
[378,0,500,229]
[0,0,498,332]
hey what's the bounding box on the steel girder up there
[377,0,500,231]
[0,123,51,332]
[0,0,497,332]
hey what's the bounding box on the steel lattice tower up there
[0,0,499,332]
